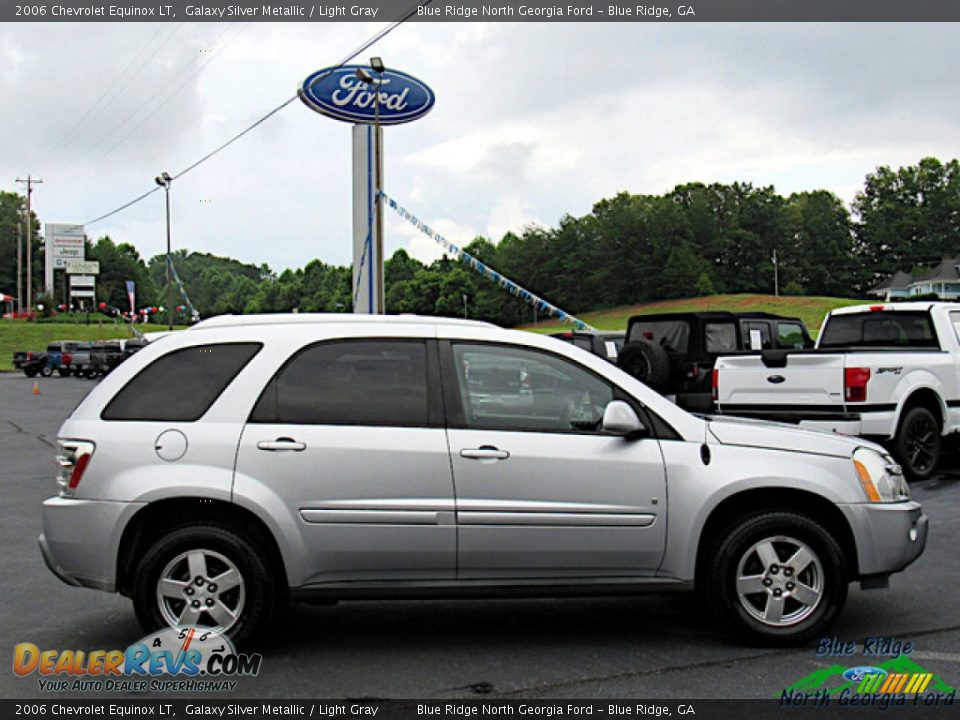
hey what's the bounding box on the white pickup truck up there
[714,302,960,480]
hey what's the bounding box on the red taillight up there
[62,353,72,365]
[26,352,33,361]
[57,440,95,495]
[869,305,886,312]
[68,453,92,489]
[844,367,871,402]
[688,362,700,380]
[712,368,719,401]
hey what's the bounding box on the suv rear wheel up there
[706,512,847,645]
[132,524,275,646]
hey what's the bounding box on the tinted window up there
[102,343,261,421]
[819,312,939,349]
[452,344,614,433]
[705,323,737,353]
[776,322,807,349]
[251,340,429,426]
[628,321,690,353]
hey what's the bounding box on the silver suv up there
[39,315,928,645]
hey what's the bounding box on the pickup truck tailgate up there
[716,353,845,408]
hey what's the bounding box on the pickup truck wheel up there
[707,512,847,645]
[24,367,38,378]
[617,340,671,392]
[39,364,54,377]
[133,524,275,646]
[57,367,70,377]
[894,406,940,481]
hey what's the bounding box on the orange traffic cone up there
[32,381,40,396]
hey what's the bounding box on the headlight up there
[853,447,910,503]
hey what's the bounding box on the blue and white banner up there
[382,192,594,332]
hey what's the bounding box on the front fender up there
[657,441,861,581]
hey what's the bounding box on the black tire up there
[894,406,940,481]
[705,511,848,645]
[617,340,671,392]
[24,367,38,378]
[82,368,95,379]
[133,524,276,647]
[57,367,70,377]
[39,363,54,377]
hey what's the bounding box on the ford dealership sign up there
[299,65,435,125]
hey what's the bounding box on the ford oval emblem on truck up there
[299,65,435,125]
[767,375,786,384]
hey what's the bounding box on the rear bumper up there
[838,500,928,577]
[718,406,897,439]
[39,496,145,592]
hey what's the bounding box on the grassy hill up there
[519,294,867,337]
[0,321,185,372]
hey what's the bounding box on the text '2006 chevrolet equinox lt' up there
[39,314,928,645]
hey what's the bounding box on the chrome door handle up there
[257,438,306,452]
[460,446,510,460]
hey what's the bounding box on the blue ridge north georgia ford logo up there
[299,65,435,125]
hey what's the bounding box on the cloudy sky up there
[1,21,958,272]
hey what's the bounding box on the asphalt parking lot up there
[1,373,958,700]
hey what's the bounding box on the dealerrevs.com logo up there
[13,627,262,692]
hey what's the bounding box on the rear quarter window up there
[101,342,262,421]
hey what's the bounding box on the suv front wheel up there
[706,512,848,645]
[132,524,275,646]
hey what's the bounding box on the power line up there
[40,24,184,169]
[94,23,249,162]
[85,0,432,227]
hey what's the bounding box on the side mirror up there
[602,400,647,437]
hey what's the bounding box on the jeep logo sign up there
[299,65,435,125]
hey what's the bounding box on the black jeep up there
[617,311,813,412]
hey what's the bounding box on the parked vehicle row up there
[12,338,149,379]
[40,313,926,647]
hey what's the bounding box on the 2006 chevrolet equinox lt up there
[39,314,928,644]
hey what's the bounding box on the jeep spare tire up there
[617,340,671,392]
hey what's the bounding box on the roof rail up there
[189,313,495,331]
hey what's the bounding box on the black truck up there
[616,311,813,412]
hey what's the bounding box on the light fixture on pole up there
[154,172,174,331]
[355,58,386,313]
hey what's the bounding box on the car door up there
[440,340,668,580]
[234,338,456,586]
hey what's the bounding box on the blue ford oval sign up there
[299,65,435,125]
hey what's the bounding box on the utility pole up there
[772,248,779,297]
[16,175,43,314]
[154,172,173,330]
[16,220,22,315]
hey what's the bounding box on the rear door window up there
[742,321,772,350]
[102,343,261,421]
[250,340,431,427]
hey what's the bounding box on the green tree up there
[854,157,960,281]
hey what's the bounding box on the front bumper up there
[838,500,928,577]
[39,496,145,592]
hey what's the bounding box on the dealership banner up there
[1,698,958,718]
[5,0,960,22]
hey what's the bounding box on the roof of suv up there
[189,313,495,331]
